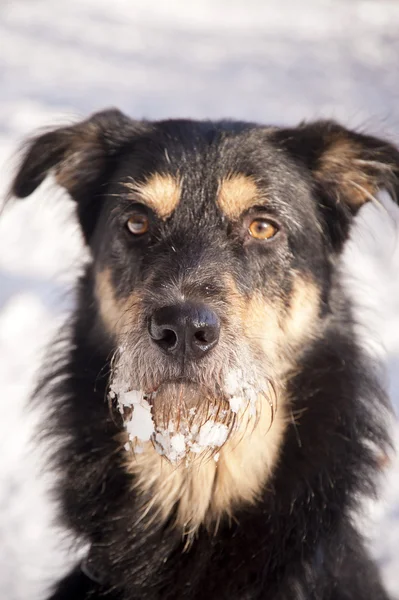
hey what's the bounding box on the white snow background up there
[1,0,399,597]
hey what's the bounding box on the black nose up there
[148,303,220,359]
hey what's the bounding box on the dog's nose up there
[148,303,220,359]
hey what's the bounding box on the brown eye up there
[248,218,278,240]
[127,214,149,235]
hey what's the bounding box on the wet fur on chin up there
[9,113,398,600]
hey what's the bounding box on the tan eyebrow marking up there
[217,174,259,219]
[123,173,181,219]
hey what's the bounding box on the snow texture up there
[110,367,254,462]
[1,1,399,598]
[122,394,155,443]
[114,383,232,463]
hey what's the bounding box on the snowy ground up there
[1,1,399,598]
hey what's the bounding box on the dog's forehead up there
[114,120,309,221]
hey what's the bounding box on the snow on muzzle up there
[109,369,274,465]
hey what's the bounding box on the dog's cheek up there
[94,267,142,339]
[283,275,321,344]
[222,273,287,371]
[244,274,321,373]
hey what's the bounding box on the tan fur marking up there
[284,276,321,342]
[209,392,285,514]
[244,275,321,367]
[314,136,391,207]
[95,268,141,337]
[244,294,284,368]
[124,173,181,219]
[217,174,259,219]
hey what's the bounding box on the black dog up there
[10,111,398,599]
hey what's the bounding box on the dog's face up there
[11,111,399,531]
[95,123,327,458]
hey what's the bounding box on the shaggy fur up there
[9,111,399,599]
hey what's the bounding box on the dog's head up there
[10,110,399,529]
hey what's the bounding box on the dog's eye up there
[127,214,149,235]
[248,218,278,240]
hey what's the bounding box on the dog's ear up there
[274,120,399,247]
[10,108,142,240]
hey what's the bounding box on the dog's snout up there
[148,303,220,359]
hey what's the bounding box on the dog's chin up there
[148,381,234,463]
[150,380,230,423]
[110,359,270,464]
[111,377,236,464]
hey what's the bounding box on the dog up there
[9,110,398,599]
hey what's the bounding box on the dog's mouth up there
[109,371,271,464]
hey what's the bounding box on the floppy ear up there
[10,108,142,240]
[274,120,399,247]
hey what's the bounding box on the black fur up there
[9,111,399,599]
